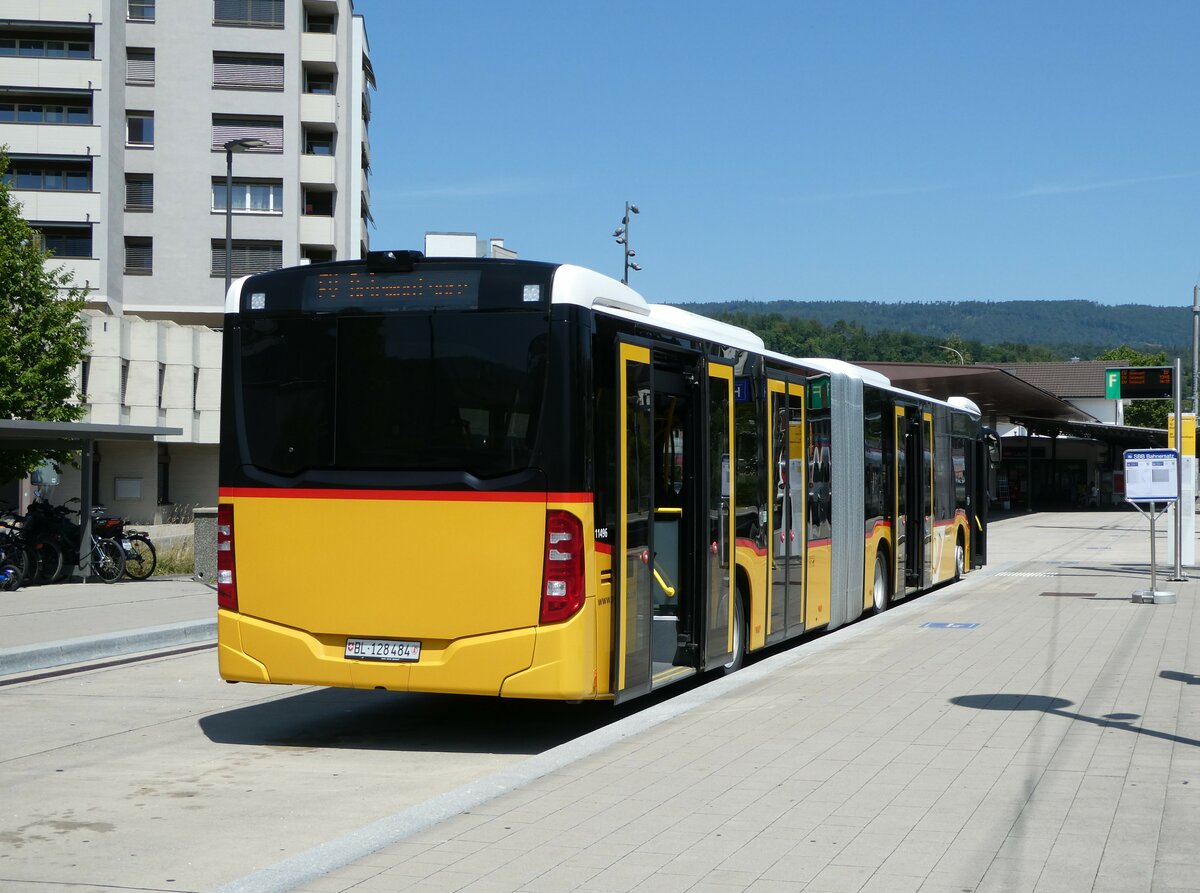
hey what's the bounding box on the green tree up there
[0,149,89,483]
[1096,345,1170,429]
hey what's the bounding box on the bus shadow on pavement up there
[198,679,702,754]
[949,693,1200,748]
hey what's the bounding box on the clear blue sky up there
[353,1,1200,307]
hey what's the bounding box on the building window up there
[212,115,282,151]
[3,159,91,191]
[210,240,283,277]
[33,224,92,258]
[126,111,154,146]
[126,48,155,84]
[125,173,153,210]
[212,178,283,213]
[125,237,153,275]
[0,37,93,59]
[301,247,334,264]
[128,0,155,21]
[302,188,334,216]
[120,361,130,404]
[0,100,91,125]
[213,52,284,90]
[302,128,334,156]
[213,0,284,27]
[303,67,335,94]
[304,10,336,33]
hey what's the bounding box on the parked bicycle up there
[91,507,157,580]
[24,498,125,584]
[3,502,63,584]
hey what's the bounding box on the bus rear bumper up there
[217,609,540,695]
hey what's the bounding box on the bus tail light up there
[540,510,584,624]
[216,503,238,611]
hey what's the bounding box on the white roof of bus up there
[553,265,978,414]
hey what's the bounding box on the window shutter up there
[211,117,283,151]
[211,241,283,277]
[213,54,284,89]
[127,50,154,83]
[126,174,153,209]
[214,0,284,26]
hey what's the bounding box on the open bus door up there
[615,342,717,703]
[896,404,929,594]
[972,429,999,568]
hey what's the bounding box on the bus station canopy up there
[858,362,1096,423]
[0,419,182,452]
[0,419,182,583]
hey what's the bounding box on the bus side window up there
[735,399,763,546]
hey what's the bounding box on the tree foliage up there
[686,298,1192,359]
[0,149,89,483]
[712,312,1061,365]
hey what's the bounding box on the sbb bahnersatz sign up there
[1124,449,1179,502]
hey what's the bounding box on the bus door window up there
[902,408,924,589]
[651,386,694,675]
[617,346,653,699]
[923,414,934,585]
[768,383,788,640]
[705,364,736,669]
[785,387,805,632]
[894,406,908,591]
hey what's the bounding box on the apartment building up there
[0,0,374,521]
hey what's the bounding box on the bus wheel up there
[954,533,966,581]
[872,550,889,613]
[720,585,746,675]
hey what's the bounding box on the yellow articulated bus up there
[217,252,992,704]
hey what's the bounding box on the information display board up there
[1106,367,1174,399]
[1123,449,1179,502]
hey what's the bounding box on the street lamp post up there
[223,138,267,296]
[938,344,966,365]
[612,201,641,284]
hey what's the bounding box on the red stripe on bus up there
[735,537,768,556]
[218,487,593,503]
[595,543,613,555]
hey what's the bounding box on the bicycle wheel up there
[124,535,157,580]
[1,541,29,582]
[0,562,21,591]
[95,539,125,584]
[33,540,63,585]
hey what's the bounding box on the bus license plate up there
[344,638,421,662]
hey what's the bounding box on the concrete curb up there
[0,619,216,676]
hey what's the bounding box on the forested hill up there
[677,299,1191,355]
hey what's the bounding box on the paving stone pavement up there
[239,511,1200,893]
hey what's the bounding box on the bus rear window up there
[239,312,549,477]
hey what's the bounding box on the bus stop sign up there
[1123,449,1179,503]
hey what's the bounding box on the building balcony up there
[300,92,337,125]
[300,32,336,64]
[299,215,336,247]
[3,57,101,91]
[48,256,100,290]
[0,0,100,21]
[1,122,100,156]
[11,188,100,222]
[299,153,335,184]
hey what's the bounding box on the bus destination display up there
[301,269,482,311]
